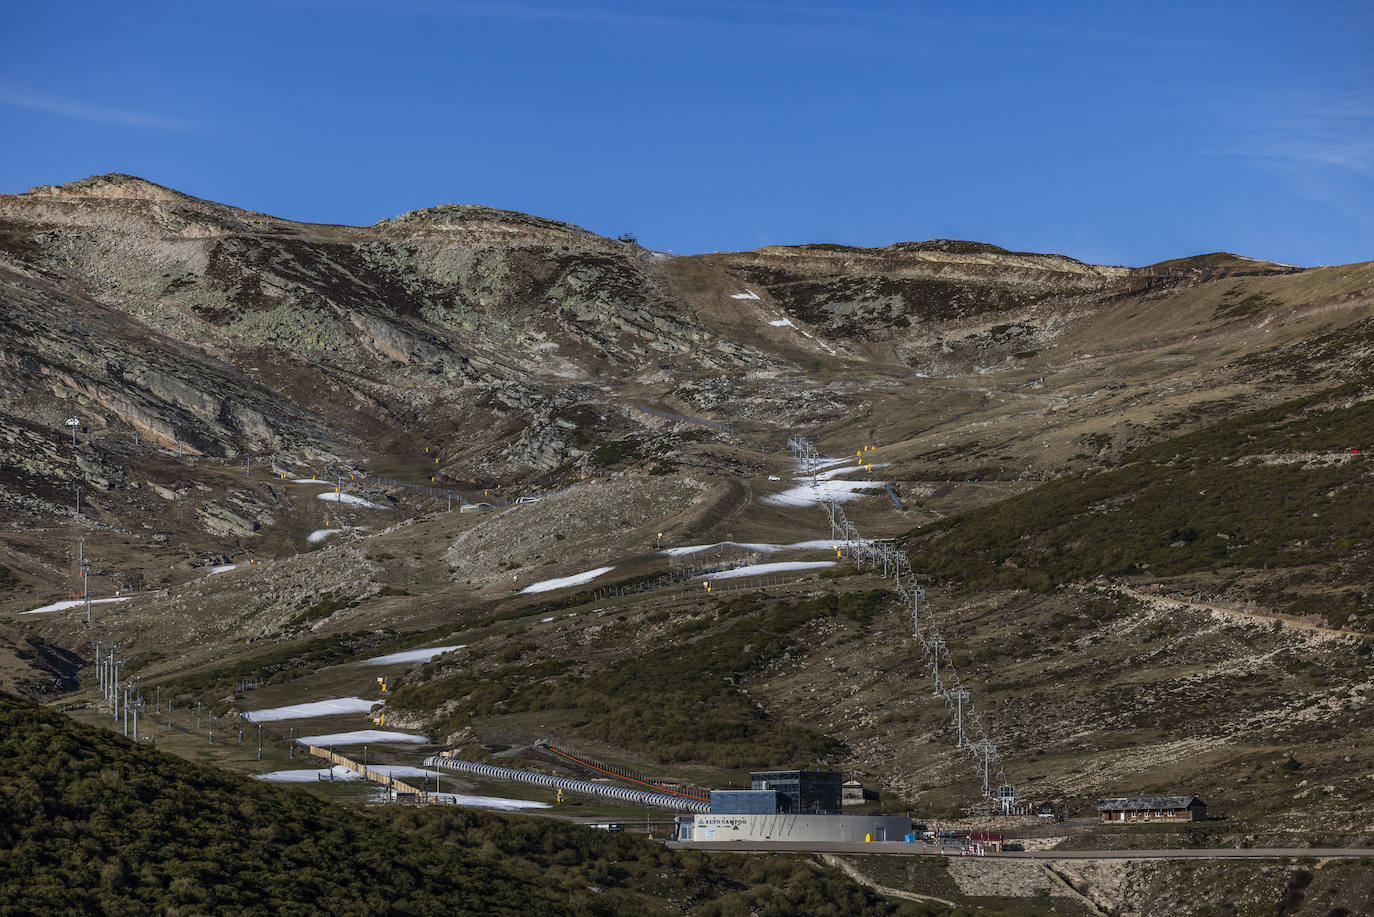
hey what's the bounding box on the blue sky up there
[3,1,1371,266]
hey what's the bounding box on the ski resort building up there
[677,812,914,843]
[677,771,909,842]
[1095,796,1207,823]
[748,770,843,814]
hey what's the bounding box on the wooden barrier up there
[304,745,431,800]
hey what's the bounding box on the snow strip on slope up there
[359,645,465,666]
[707,561,836,580]
[661,538,863,557]
[519,566,615,594]
[243,697,378,723]
[296,729,427,745]
[762,479,886,508]
[813,462,889,481]
[730,290,760,300]
[307,526,367,543]
[430,793,552,811]
[316,492,389,510]
[21,596,130,615]
[768,318,794,327]
[256,764,445,783]
[209,564,237,574]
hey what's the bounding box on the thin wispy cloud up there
[0,83,202,132]
[287,0,1217,53]
[1214,93,1374,241]
[1224,96,1374,179]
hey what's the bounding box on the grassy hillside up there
[0,693,920,916]
[914,385,1374,626]
[387,590,891,768]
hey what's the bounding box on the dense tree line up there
[0,694,923,916]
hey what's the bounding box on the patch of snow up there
[814,462,889,481]
[762,312,837,354]
[209,564,237,574]
[296,729,428,745]
[914,372,931,378]
[762,478,887,508]
[540,616,555,623]
[661,538,863,557]
[256,764,447,783]
[243,697,378,723]
[519,565,615,594]
[731,290,760,300]
[430,792,552,811]
[371,765,446,779]
[292,477,331,484]
[708,561,836,580]
[21,596,130,615]
[256,768,341,783]
[317,492,389,510]
[360,645,465,666]
[307,525,367,543]
[800,455,850,472]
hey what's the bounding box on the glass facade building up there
[748,770,843,815]
[708,790,786,814]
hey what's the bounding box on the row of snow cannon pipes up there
[786,435,1011,805]
[88,641,284,758]
[87,641,408,774]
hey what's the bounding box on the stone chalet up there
[1096,796,1206,823]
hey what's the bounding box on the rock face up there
[1,173,1304,475]
[700,241,1301,373]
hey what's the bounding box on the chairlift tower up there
[970,743,998,797]
[931,635,947,694]
[950,689,970,746]
[909,587,925,637]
